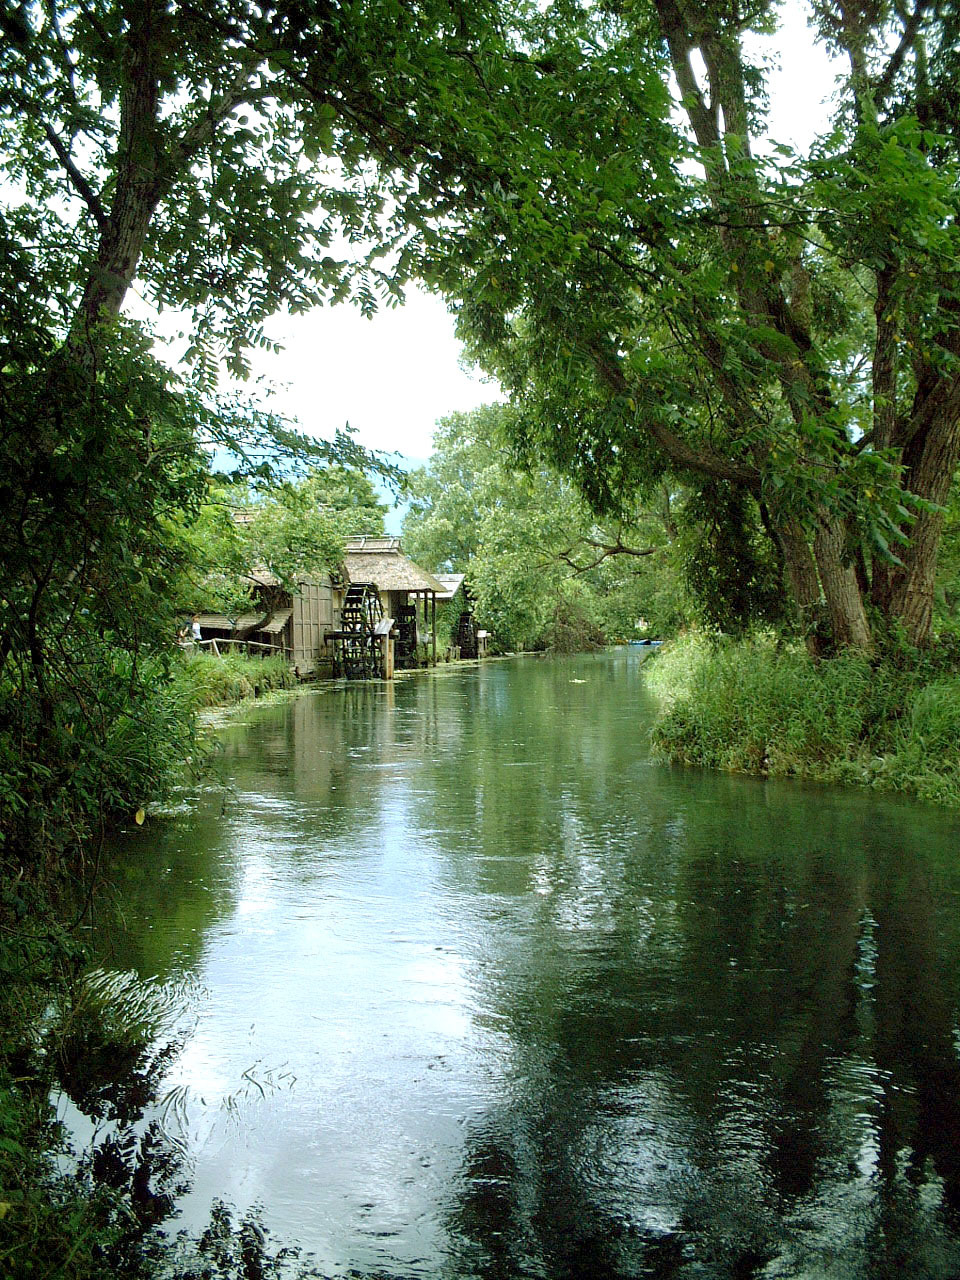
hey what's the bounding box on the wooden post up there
[431,593,436,666]
[381,633,394,680]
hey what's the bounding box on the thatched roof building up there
[343,537,445,595]
[343,536,443,665]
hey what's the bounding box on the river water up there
[92,649,960,1278]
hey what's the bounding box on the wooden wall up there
[290,579,342,673]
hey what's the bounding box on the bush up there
[646,630,960,806]
[0,643,200,880]
[545,598,607,653]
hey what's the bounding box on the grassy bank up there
[646,631,960,807]
[174,651,301,708]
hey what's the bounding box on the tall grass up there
[175,651,299,708]
[646,631,960,806]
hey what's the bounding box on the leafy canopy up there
[417,0,960,651]
[403,405,682,649]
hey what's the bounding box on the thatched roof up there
[258,607,293,634]
[240,539,440,595]
[343,536,444,594]
[343,552,443,594]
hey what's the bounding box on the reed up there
[175,652,299,708]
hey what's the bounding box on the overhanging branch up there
[587,340,761,489]
[42,122,107,231]
[558,537,659,574]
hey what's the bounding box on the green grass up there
[646,630,960,806]
[175,651,299,708]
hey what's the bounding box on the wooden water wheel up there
[335,582,383,678]
[394,602,418,669]
[457,610,479,660]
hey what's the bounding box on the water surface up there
[94,650,960,1278]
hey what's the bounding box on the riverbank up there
[645,630,960,807]
[176,650,301,707]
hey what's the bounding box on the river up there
[89,648,960,1278]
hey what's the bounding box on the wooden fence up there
[179,638,285,658]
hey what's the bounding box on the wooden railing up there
[179,638,285,657]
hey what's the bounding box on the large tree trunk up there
[814,515,873,652]
[772,513,823,654]
[77,2,166,335]
[888,407,960,646]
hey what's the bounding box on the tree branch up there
[653,0,720,154]
[42,121,108,231]
[873,0,931,105]
[167,49,265,169]
[588,338,760,487]
[872,264,898,452]
[558,535,659,575]
[45,0,81,110]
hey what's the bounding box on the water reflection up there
[94,652,960,1278]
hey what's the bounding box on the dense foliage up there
[402,405,687,650]
[0,0,485,884]
[648,630,960,807]
[2,328,200,873]
[180,465,388,615]
[417,0,960,656]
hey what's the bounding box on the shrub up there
[545,598,607,653]
[0,642,200,879]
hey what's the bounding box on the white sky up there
[257,288,497,468]
[750,2,844,148]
